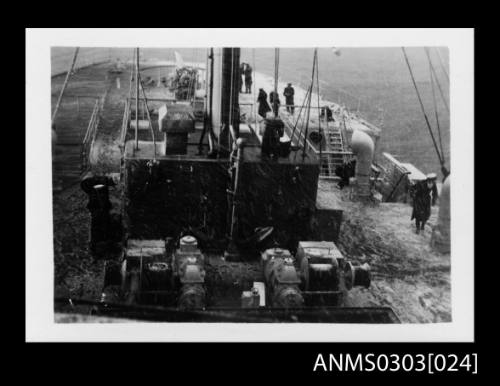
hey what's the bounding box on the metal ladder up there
[320,123,346,178]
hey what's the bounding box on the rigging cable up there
[252,48,258,127]
[135,47,140,150]
[138,72,156,160]
[301,83,313,160]
[290,82,312,144]
[314,49,322,162]
[401,47,444,167]
[228,48,235,148]
[128,48,135,103]
[274,48,280,117]
[292,83,312,162]
[425,47,445,160]
[435,47,450,83]
[424,48,449,114]
[52,47,80,123]
[302,51,317,160]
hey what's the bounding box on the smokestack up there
[219,47,241,152]
[210,48,222,137]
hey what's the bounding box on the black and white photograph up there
[26,28,474,342]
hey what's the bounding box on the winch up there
[173,236,206,309]
[261,248,304,308]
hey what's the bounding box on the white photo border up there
[26,28,474,342]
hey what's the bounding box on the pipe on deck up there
[350,130,375,198]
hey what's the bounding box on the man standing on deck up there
[261,112,284,159]
[283,83,295,114]
[411,173,439,234]
[239,62,245,93]
[244,64,253,94]
[269,90,281,116]
[257,88,271,118]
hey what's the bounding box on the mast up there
[220,47,240,152]
[198,48,215,154]
[274,48,279,117]
[135,47,140,150]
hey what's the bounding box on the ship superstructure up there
[53,47,401,323]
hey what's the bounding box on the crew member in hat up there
[244,64,253,94]
[269,90,281,116]
[426,173,439,206]
[411,173,439,234]
[257,88,271,118]
[283,83,295,114]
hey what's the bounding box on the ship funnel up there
[350,130,375,198]
[431,175,450,253]
[208,48,240,153]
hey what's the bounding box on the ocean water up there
[52,47,450,174]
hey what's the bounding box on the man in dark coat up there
[239,63,245,93]
[244,64,253,94]
[283,83,295,114]
[261,115,284,159]
[335,159,356,189]
[411,174,439,234]
[269,90,281,116]
[257,88,271,118]
[81,173,116,254]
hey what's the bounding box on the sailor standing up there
[269,90,281,116]
[261,113,284,159]
[244,64,253,94]
[239,62,245,93]
[283,83,295,114]
[411,173,439,234]
[257,88,271,118]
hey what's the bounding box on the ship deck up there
[51,61,450,324]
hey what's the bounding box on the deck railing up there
[119,98,131,150]
[281,111,354,180]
